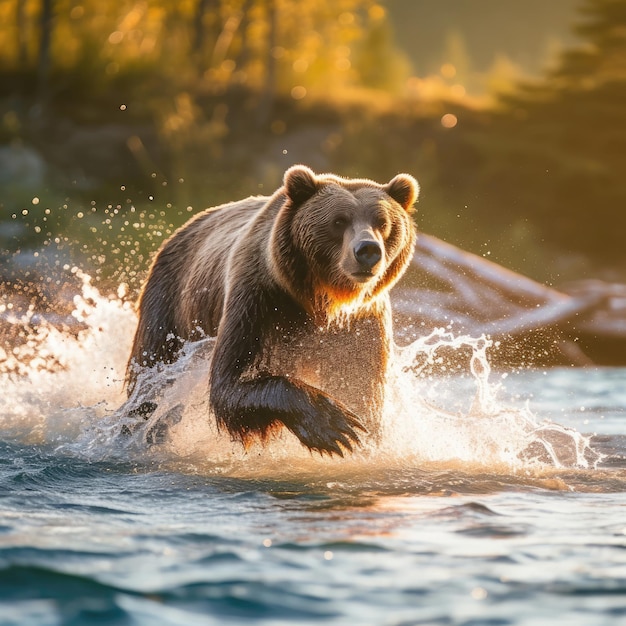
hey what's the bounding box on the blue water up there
[2,280,626,625]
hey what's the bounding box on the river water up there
[1,273,626,626]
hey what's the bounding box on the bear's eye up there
[330,215,349,240]
[374,216,390,235]
[331,216,350,236]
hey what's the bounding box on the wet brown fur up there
[127,165,418,456]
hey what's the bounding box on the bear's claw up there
[284,394,366,457]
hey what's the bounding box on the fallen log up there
[413,234,563,306]
[393,234,626,367]
[2,234,625,367]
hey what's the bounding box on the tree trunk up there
[256,0,278,126]
[16,0,29,69]
[192,0,220,73]
[236,0,254,74]
[37,0,54,101]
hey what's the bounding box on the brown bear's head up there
[270,165,418,322]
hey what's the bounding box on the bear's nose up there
[354,240,382,270]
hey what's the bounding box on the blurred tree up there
[236,0,253,70]
[257,0,277,124]
[352,3,411,93]
[441,30,471,84]
[37,0,53,98]
[459,0,626,267]
[0,0,412,106]
[192,0,217,61]
[15,0,29,68]
[553,0,626,85]
[483,54,524,95]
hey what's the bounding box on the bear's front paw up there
[285,394,366,457]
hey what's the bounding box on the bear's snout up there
[353,240,382,272]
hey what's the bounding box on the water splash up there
[0,274,599,474]
[385,329,597,469]
[0,270,135,445]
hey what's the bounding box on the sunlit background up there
[0,0,624,297]
[2,6,626,625]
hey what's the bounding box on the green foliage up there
[2,0,626,287]
[351,6,411,93]
[459,0,626,266]
[563,0,626,82]
[0,0,409,102]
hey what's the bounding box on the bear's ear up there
[385,174,419,212]
[284,165,319,206]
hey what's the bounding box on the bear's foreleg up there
[210,373,365,456]
[208,288,366,456]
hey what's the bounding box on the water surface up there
[1,277,626,626]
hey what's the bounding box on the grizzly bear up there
[126,165,418,456]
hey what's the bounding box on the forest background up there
[0,0,624,295]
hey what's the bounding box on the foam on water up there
[0,271,598,477]
[0,271,134,444]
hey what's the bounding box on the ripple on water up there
[2,274,626,625]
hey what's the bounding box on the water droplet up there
[471,587,488,600]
